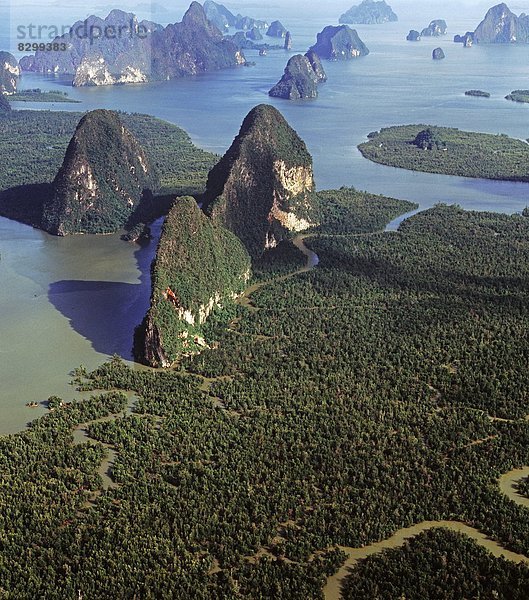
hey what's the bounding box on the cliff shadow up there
[0,183,52,227]
[47,220,162,360]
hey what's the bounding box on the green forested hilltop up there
[359,124,529,181]
[137,197,251,366]
[0,110,217,196]
[2,205,529,597]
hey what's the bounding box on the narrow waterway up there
[323,466,529,600]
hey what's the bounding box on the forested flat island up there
[358,124,529,180]
[3,98,529,598]
[8,89,81,103]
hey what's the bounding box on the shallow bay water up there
[1,1,529,433]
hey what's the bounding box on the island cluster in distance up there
[2,1,529,599]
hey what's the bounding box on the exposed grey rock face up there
[432,47,445,59]
[0,52,20,95]
[339,0,398,24]
[267,20,288,38]
[269,53,326,100]
[202,104,317,258]
[473,3,529,43]
[309,25,369,60]
[20,4,246,87]
[284,31,293,50]
[407,30,421,41]
[305,50,327,82]
[421,20,447,36]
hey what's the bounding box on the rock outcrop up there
[309,25,369,60]
[269,53,327,100]
[413,128,447,150]
[472,3,529,43]
[202,104,318,258]
[0,52,20,95]
[339,0,398,24]
[432,47,445,59]
[20,4,246,87]
[406,30,421,41]
[267,20,288,38]
[454,32,474,46]
[138,196,250,367]
[284,31,293,50]
[421,20,447,36]
[42,109,159,235]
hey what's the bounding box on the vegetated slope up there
[0,110,217,226]
[42,109,159,235]
[137,196,250,367]
[3,203,529,598]
[359,124,529,181]
[203,104,318,258]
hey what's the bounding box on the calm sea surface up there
[1,1,528,433]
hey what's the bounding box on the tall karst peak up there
[42,109,159,235]
[202,104,318,258]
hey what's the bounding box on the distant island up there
[505,90,529,102]
[455,2,529,44]
[269,51,327,100]
[421,20,447,37]
[359,124,529,181]
[8,89,80,103]
[309,25,369,60]
[339,0,398,25]
[465,90,490,97]
[20,3,246,87]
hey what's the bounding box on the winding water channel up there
[67,233,529,597]
[240,234,529,598]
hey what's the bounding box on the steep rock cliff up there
[0,52,20,95]
[138,196,250,366]
[42,109,159,235]
[202,104,318,258]
[473,3,529,43]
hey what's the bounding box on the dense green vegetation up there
[203,104,317,258]
[506,90,529,103]
[342,528,529,599]
[9,89,80,103]
[139,197,251,364]
[359,124,529,181]
[465,89,490,98]
[2,204,529,597]
[42,110,160,235]
[0,110,218,227]
[313,187,417,234]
